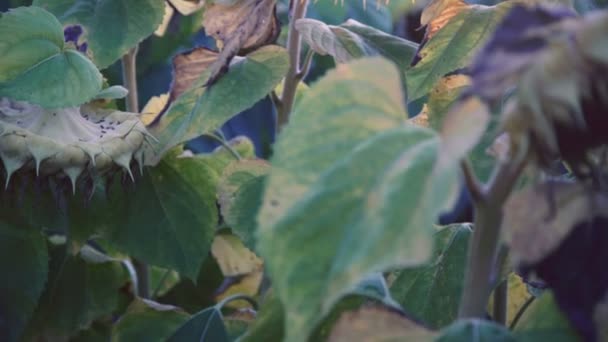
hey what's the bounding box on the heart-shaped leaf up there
[34,0,166,69]
[167,306,230,342]
[0,6,102,108]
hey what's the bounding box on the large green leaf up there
[514,292,581,342]
[405,2,512,101]
[25,245,129,338]
[390,224,472,329]
[296,18,418,68]
[147,46,289,161]
[167,306,229,341]
[112,298,189,342]
[258,57,408,232]
[257,57,463,341]
[105,150,220,280]
[259,127,454,342]
[34,0,165,69]
[0,222,48,342]
[0,6,102,107]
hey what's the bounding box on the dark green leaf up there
[218,160,270,250]
[105,151,219,280]
[390,224,472,328]
[405,2,512,101]
[148,46,289,160]
[112,298,189,342]
[34,0,166,69]
[167,306,229,342]
[0,6,102,107]
[0,222,48,342]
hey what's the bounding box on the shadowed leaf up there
[167,306,229,342]
[112,298,189,341]
[513,292,580,341]
[34,0,166,69]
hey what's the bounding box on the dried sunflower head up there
[0,96,153,194]
[467,4,608,176]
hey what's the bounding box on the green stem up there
[204,133,242,160]
[493,280,508,325]
[121,47,139,113]
[215,293,259,311]
[277,0,310,131]
[458,158,526,318]
[121,45,149,298]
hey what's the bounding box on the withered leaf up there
[328,306,436,342]
[168,0,206,15]
[202,0,279,85]
[169,47,219,101]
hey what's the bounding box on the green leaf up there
[34,0,166,69]
[390,224,472,329]
[112,298,189,342]
[296,18,418,68]
[167,306,229,341]
[405,2,512,102]
[0,222,48,342]
[259,126,453,342]
[105,151,219,280]
[25,245,129,337]
[148,46,289,160]
[240,293,284,342]
[258,57,407,233]
[513,292,580,342]
[437,318,516,341]
[218,159,271,250]
[0,6,102,108]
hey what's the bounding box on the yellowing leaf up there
[214,271,264,309]
[154,3,175,36]
[169,0,206,15]
[420,0,468,40]
[211,234,262,276]
[141,93,169,125]
[487,273,533,326]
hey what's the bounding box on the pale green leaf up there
[0,6,102,108]
[390,224,472,328]
[34,0,166,69]
[437,319,516,341]
[148,46,289,161]
[405,2,512,101]
[296,18,418,68]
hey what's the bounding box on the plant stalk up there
[121,47,139,113]
[121,46,149,298]
[493,280,508,325]
[277,0,309,131]
[458,158,526,318]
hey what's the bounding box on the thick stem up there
[277,0,309,131]
[121,47,139,113]
[458,158,526,318]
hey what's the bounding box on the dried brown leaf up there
[170,47,219,101]
[328,306,436,342]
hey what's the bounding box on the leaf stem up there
[492,280,508,325]
[121,47,139,113]
[215,293,259,311]
[204,133,242,160]
[133,258,150,298]
[509,295,535,329]
[458,157,527,318]
[277,0,310,132]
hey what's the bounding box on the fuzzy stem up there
[277,0,310,131]
[122,47,139,113]
[458,158,526,318]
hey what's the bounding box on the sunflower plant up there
[1,0,607,341]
